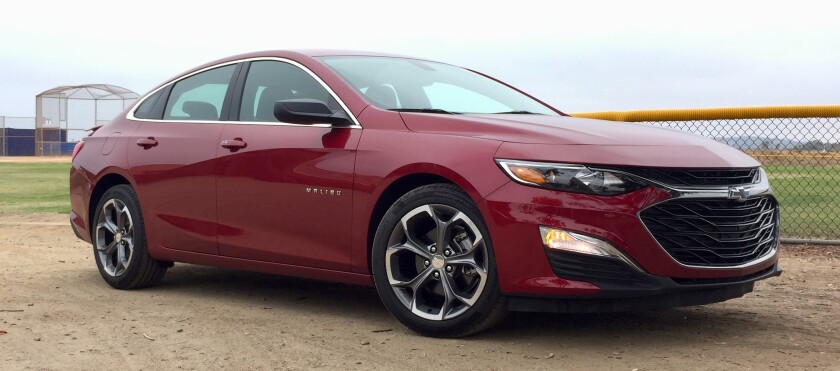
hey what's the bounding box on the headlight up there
[496,159,645,195]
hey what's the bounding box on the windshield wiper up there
[388,108,459,114]
[490,110,542,114]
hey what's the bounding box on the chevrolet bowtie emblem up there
[727,186,750,201]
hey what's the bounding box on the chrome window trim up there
[125,57,362,129]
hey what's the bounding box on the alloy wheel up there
[95,199,135,277]
[385,204,489,321]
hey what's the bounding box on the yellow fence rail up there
[572,105,840,122]
[571,105,840,244]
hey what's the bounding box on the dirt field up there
[0,213,838,370]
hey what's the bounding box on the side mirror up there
[273,99,352,126]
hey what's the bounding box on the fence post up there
[0,116,5,156]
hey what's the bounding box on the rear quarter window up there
[133,89,163,119]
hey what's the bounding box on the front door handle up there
[221,138,247,150]
[136,137,158,149]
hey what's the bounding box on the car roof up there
[210,49,425,61]
[145,50,446,96]
[290,49,417,58]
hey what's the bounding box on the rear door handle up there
[221,138,247,150]
[136,137,158,149]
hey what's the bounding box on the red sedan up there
[69,50,780,337]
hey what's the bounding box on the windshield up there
[318,56,559,115]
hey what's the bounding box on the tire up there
[371,183,507,337]
[92,184,168,289]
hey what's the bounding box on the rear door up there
[127,64,239,255]
[215,60,360,270]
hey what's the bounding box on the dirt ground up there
[0,213,838,370]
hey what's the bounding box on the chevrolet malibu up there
[70,50,780,337]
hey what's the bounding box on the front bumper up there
[481,181,780,299]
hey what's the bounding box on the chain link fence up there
[35,84,138,156]
[573,107,840,243]
[1,85,138,156]
[0,116,37,156]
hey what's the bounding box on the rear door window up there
[163,65,237,121]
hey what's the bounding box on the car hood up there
[399,113,761,168]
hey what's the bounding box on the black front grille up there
[640,196,779,267]
[627,168,758,187]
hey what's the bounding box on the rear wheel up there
[92,185,167,289]
[371,184,507,337]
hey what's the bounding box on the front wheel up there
[371,184,507,337]
[92,184,168,289]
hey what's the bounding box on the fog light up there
[539,226,643,271]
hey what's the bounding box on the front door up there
[215,60,360,270]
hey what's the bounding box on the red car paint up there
[70,50,777,297]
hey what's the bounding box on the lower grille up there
[546,250,643,284]
[640,196,779,267]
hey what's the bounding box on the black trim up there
[546,249,645,285]
[624,167,760,187]
[506,262,781,313]
[671,265,775,285]
[227,61,251,122]
[508,282,756,313]
[148,85,172,120]
[220,63,244,121]
[70,217,84,240]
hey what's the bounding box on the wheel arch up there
[88,170,134,239]
[364,164,485,273]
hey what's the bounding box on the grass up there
[0,162,71,214]
[764,165,840,239]
[0,161,836,239]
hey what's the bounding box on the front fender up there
[349,128,508,274]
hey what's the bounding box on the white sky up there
[1,0,839,119]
